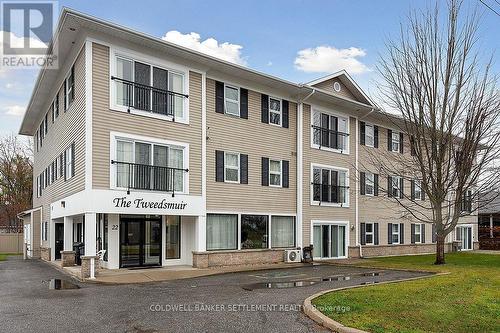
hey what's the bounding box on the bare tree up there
[372,0,500,264]
[0,135,33,230]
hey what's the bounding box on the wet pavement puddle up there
[242,281,317,290]
[42,279,80,290]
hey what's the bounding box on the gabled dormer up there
[306,70,374,106]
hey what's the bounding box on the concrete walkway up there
[56,261,309,284]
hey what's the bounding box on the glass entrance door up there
[120,215,162,267]
[456,226,472,250]
[313,224,346,259]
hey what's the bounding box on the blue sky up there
[1,0,499,136]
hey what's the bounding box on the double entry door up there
[313,223,347,259]
[120,215,162,268]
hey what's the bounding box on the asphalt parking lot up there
[0,256,430,332]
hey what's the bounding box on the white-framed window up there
[365,222,374,245]
[312,109,349,152]
[64,145,74,180]
[391,176,402,197]
[269,159,282,187]
[312,165,349,206]
[391,131,400,152]
[224,152,240,183]
[224,84,240,116]
[392,223,400,244]
[271,216,295,248]
[365,172,375,196]
[414,179,423,200]
[415,224,422,243]
[206,214,238,250]
[114,136,186,193]
[365,123,374,147]
[269,97,282,126]
[113,55,186,120]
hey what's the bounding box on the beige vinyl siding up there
[91,43,202,195]
[32,46,87,247]
[206,78,297,213]
[302,104,357,246]
[358,115,477,245]
[312,79,358,101]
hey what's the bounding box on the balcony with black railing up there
[111,160,189,195]
[312,183,349,206]
[312,125,349,151]
[111,76,189,121]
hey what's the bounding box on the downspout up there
[296,87,316,251]
[357,107,374,259]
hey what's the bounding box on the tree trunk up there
[435,234,446,265]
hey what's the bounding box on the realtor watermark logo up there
[1,0,58,68]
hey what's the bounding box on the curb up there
[303,272,450,333]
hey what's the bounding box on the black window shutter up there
[374,174,379,196]
[71,143,75,177]
[410,136,416,156]
[60,154,63,176]
[240,154,248,184]
[282,100,289,128]
[399,132,404,154]
[411,224,416,244]
[422,186,425,200]
[374,223,379,245]
[70,66,75,101]
[261,94,269,124]
[240,88,248,119]
[387,129,392,151]
[411,180,415,200]
[400,223,405,244]
[400,178,404,199]
[422,224,426,243]
[261,157,269,186]
[432,224,437,243]
[388,223,393,244]
[215,150,224,182]
[360,172,366,195]
[282,160,289,188]
[64,81,67,111]
[387,176,392,197]
[360,223,366,245]
[360,121,366,145]
[374,125,379,148]
[215,81,224,114]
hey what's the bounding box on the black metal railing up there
[111,160,188,195]
[111,76,188,120]
[312,183,349,205]
[312,125,349,151]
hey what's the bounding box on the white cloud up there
[294,45,370,74]
[3,105,25,117]
[161,31,246,66]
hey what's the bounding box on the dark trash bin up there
[303,245,314,263]
[73,242,84,265]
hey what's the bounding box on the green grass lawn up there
[312,252,500,333]
[0,253,20,261]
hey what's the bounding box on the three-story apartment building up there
[19,9,478,276]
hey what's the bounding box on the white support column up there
[49,219,55,261]
[195,215,206,252]
[63,216,74,251]
[84,213,97,256]
[490,214,494,238]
